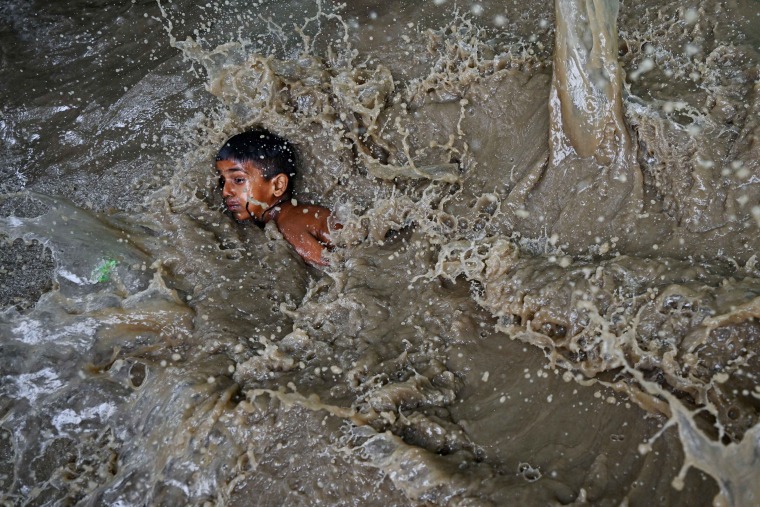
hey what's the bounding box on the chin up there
[228,211,250,222]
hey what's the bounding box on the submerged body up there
[215,130,336,266]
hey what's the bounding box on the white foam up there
[57,268,90,285]
[11,318,98,346]
[6,216,23,228]
[5,367,63,403]
[52,403,116,435]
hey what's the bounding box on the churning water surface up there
[1,0,760,505]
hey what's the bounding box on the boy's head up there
[215,129,297,222]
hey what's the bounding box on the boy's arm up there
[308,205,336,246]
[278,220,329,266]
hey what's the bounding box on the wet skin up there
[216,159,335,266]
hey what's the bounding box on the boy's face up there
[216,159,277,221]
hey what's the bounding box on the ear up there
[271,173,289,197]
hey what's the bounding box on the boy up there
[216,129,336,266]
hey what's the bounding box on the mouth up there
[225,200,242,212]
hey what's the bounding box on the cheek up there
[250,182,265,199]
[235,181,249,196]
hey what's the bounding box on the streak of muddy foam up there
[2,0,759,505]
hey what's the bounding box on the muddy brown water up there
[1,0,759,505]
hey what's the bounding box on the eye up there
[234,178,246,184]
[218,176,225,188]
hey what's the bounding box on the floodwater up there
[1,0,759,505]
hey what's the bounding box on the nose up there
[222,181,234,198]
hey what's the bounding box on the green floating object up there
[93,259,118,283]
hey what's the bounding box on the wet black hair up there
[216,128,297,194]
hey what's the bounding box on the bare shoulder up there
[274,202,334,266]
[277,202,333,243]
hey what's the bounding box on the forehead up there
[216,159,263,176]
